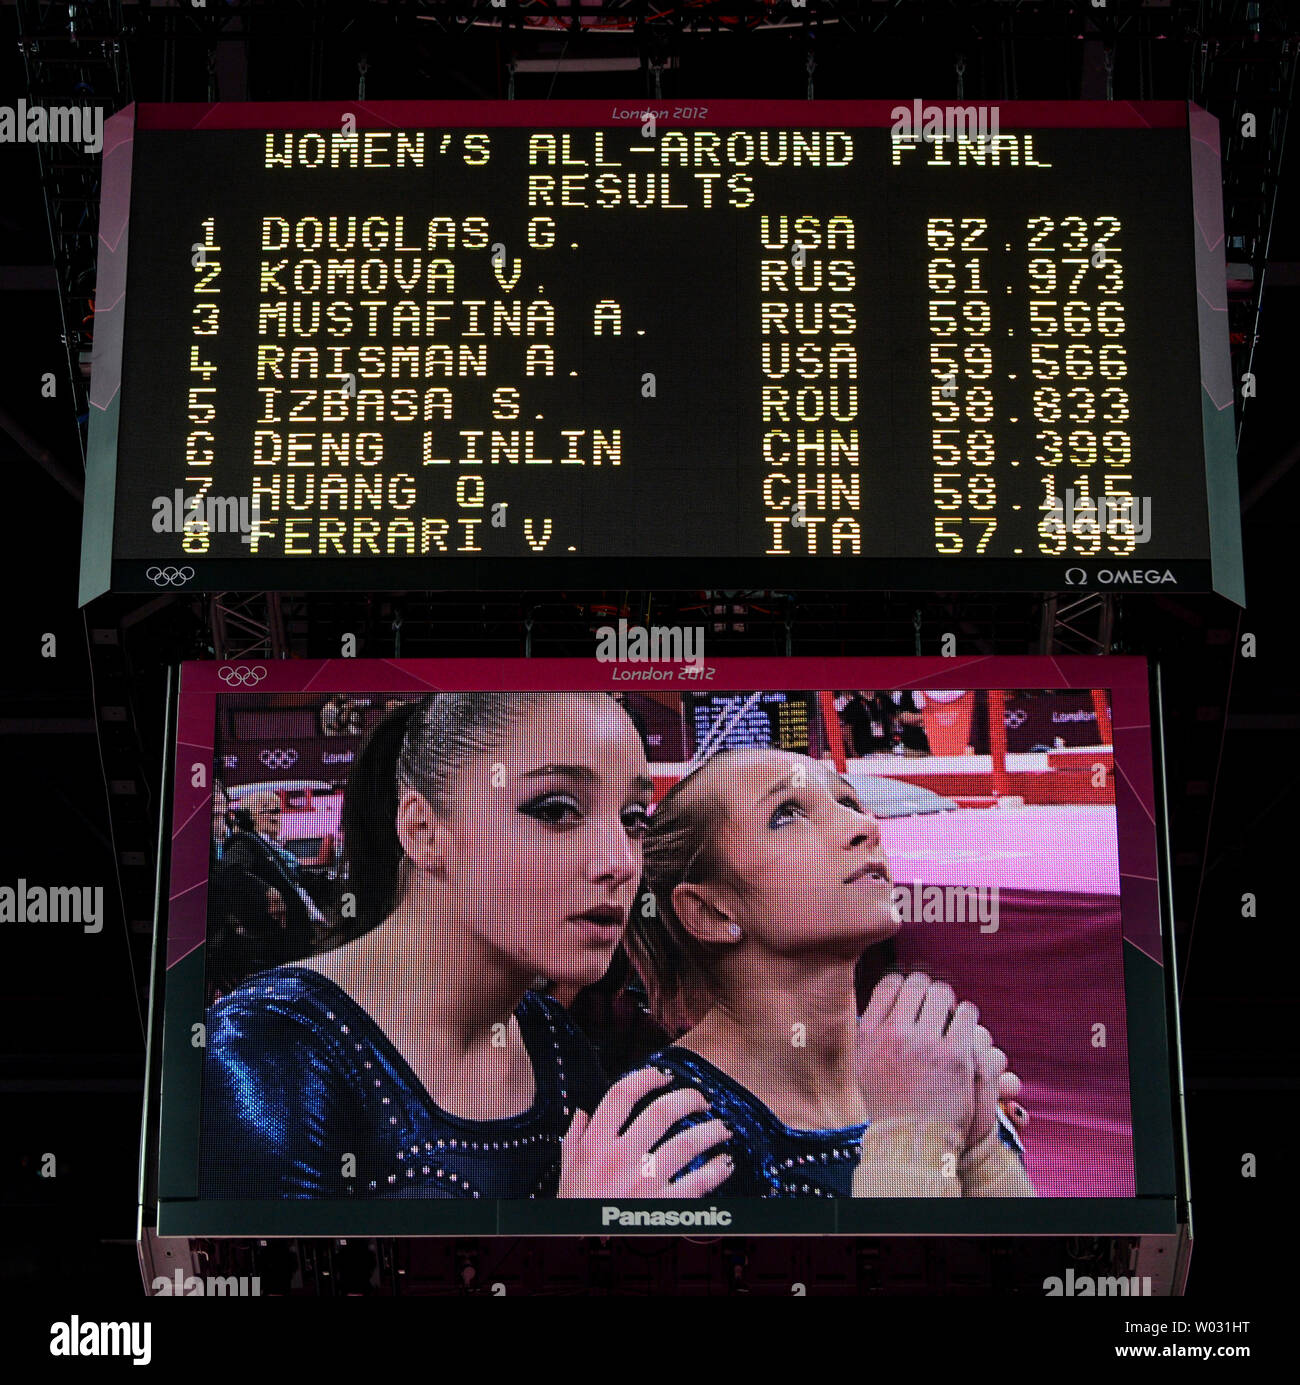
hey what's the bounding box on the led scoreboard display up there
[81,100,1243,601]
[685,689,816,757]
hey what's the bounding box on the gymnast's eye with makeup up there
[769,799,809,829]
[838,795,865,814]
[621,804,650,837]
[520,792,582,827]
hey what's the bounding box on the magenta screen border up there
[133,97,1190,132]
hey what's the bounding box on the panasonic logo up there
[601,1205,733,1228]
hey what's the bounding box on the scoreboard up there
[80,100,1243,601]
[685,689,815,757]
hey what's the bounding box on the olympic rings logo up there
[259,748,299,770]
[1003,709,1029,729]
[145,566,195,587]
[217,665,267,687]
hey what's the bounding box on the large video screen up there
[155,657,1179,1236]
[83,100,1241,601]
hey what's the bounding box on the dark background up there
[0,0,1291,1302]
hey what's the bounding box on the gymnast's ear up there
[671,881,739,946]
[396,789,449,877]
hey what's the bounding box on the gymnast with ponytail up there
[622,746,1035,1200]
[199,692,734,1201]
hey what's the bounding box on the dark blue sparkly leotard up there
[639,1046,1027,1198]
[199,966,607,1200]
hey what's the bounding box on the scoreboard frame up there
[81,99,1243,603]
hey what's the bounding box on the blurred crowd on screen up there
[205,782,331,1001]
[833,691,932,758]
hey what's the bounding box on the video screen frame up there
[151,655,1183,1237]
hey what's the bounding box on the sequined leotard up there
[199,966,607,1199]
[639,1046,1027,1198]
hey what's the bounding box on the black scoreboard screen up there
[81,100,1243,601]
